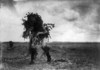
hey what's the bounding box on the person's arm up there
[36,24,48,36]
[36,29,47,36]
[36,32,45,35]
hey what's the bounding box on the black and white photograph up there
[0,0,100,70]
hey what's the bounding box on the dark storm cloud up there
[70,0,100,17]
[72,3,92,17]
[0,0,16,11]
[65,0,100,41]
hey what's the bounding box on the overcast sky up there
[0,0,100,42]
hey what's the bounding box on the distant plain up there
[1,42,100,70]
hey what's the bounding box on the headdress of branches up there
[22,12,43,38]
[22,12,55,43]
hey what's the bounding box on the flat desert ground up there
[1,42,100,70]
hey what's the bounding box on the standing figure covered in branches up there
[22,12,55,64]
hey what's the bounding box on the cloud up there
[64,17,77,22]
[72,3,92,17]
[36,1,79,22]
[0,0,15,9]
[0,0,100,42]
[73,6,100,41]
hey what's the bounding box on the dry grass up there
[1,42,100,70]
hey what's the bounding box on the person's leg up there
[41,38,51,62]
[30,53,34,63]
[46,52,51,62]
[30,48,37,64]
[30,52,34,64]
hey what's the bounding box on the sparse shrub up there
[8,41,14,49]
